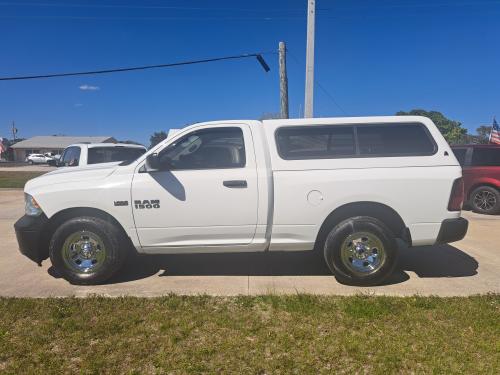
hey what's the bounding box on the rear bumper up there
[14,214,49,265]
[435,217,468,244]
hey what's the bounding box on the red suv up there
[451,144,500,214]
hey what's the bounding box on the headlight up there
[25,193,43,216]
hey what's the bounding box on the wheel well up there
[468,183,500,200]
[39,207,133,260]
[314,202,409,250]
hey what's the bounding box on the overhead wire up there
[287,49,348,115]
[0,52,276,81]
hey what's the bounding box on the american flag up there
[0,138,7,155]
[490,118,500,145]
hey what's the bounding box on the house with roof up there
[10,135,116,162]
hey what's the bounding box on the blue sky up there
[0,0,499,145]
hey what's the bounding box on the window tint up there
[357,123,435,156]
[61,146,81,166]
[276,126,355,159]
[452,148,467,166]
[87,147,146,164]
[160,127,245,170]
[471,148,500,167]
[275,122,436,160]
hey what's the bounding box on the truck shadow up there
[97,243,478,286]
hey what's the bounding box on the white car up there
[25,153,54,165]
[56,143,146,167]
[15,116,468,286]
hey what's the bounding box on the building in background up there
[10,135,116,162]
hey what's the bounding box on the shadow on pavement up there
[76,243,479,286]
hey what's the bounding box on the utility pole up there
[279,41,289,119]
[11,121,17,140]
[304,0,315,118]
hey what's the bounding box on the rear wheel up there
[323,216,398,286]
[470,186,500,215]
[49,216,127,285]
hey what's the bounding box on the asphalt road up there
[0,189,498,297]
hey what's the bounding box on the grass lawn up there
[0,171,45,188]
[0,295,498,374]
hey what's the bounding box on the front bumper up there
[435,217,468,244]
[14,214,49,265]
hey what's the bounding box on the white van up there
[15,116,468,286]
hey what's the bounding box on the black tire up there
[323,216,398,286]
[470,186,500,215]
[28,160,33,165]
[49,216,127,285]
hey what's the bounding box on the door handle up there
[223,180,247,188]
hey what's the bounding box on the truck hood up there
[25,164,119,193]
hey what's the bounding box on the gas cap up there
[307,190,324,206]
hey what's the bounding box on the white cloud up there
[79,84,100,91]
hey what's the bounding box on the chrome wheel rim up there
[340,232,386,276]
[62,230,106,273]
[473,190,496,211]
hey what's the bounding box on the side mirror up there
[145,153,161,171]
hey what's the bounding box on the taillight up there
[448,178,464,211]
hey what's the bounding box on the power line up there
[314,81,348,116]
[0,2,331,12]
[0,15,305,21]
[287,49,347,116]
[0,52,274,81]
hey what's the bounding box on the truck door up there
[131,124,258,248]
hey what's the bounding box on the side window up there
[276,126,355,159]
[471,148,500,167]
[159,127,245,170]
[452,148,467,166]
[275,122,436,160]
[61,146,81,166]
[88,147,146,164]
[357,123,436,156]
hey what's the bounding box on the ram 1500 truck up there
[14,116,468,286]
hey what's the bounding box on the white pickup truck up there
[14,116,468,286]
[51,143,146,167]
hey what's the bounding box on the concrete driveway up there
[0,189,498,297]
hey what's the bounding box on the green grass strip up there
[0,294,498,374]
[0,171,45,188]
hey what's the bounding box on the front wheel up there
[323,216,398,286]
[28,160,33,165]
[470,186,500,215]
[49,216,127,285]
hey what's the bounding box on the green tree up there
[475,125,492,144]
[118,140,144,146]
[149,131,168,149]
[396,109,467,144]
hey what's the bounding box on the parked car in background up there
[45,152,61,161]
[25,153,54,165]
[51,143,146,167]
[451,144,500,214]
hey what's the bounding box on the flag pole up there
[489,117,493,143]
